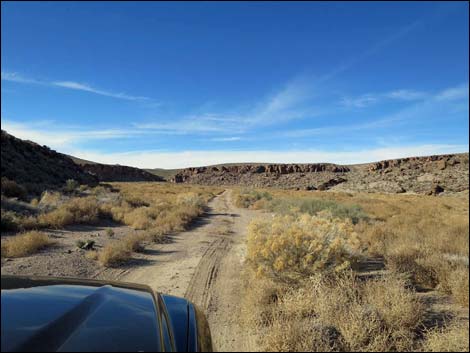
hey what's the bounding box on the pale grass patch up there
[1,231,52,258]
[98,242,132,267]
[38,196,100,228]
[423,322,469,352]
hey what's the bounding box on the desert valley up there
[1,129,468,351]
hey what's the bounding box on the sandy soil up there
[94,190,258,351]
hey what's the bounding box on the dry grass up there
[247,213,362,281]
[97,242,132,267]
[241,188,468,351]
[38,196,101,228]
[1,231,52,258]
[422,322,469,352]
[100,183,220,234]
[246,272,425,352]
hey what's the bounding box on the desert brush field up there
[1,178,468,351]
[1,178,221,267]
[235,188,469,351]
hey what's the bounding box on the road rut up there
[105,190,257,351]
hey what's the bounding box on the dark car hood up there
[1,278,162,352]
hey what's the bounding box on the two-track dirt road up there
[103,190,257,351]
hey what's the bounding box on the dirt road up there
[102,190,257,351]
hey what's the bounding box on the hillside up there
[1,130,98,195]
[170,153,469,195]
[71,157,164,182]
[145,168,180,181]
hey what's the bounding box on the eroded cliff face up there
[171,154,469,195]
[78,163,164,182]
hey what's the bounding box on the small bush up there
[1,211,19,231]
[122,233,146,252]
[38,191,63,209]
[64,179,79,193]
[1,231,51,258]
[234,189,272,209]
[1,177,27,199]
[268,198,369,224]
[38,196,100,228]
[105,228,114,237]
[144,229,168,243]
[247,214,362,281]
[98,242,131,267]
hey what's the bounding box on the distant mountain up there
[145,168,180,181]
[1,130,98,194]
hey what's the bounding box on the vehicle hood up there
[1,279,162,352]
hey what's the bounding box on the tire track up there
[184,236,232,310]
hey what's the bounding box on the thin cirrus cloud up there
[1,71,151,101]
[134,75,320,135]
[341,89,429,108]
[1,120,137,148]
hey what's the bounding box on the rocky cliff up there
[171,154,469,195]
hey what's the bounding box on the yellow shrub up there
[247,213,362,280]
[98,242,131,267]
[1,231,52,258]
[38,196,100,228]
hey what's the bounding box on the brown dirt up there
[95,190,259,351]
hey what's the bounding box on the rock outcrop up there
[170,154,469,195]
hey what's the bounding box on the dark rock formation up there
[1,130,98,194]
[169,153,469,195]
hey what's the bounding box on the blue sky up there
[1,1,469,168]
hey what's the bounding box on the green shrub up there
[1,211,18,231]
[64,179,79,193]
[268,198,368,224]
[1,177,27,199]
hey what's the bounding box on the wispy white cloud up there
[1,120,136,148]
[209,136,242,142]
[2,71,151,101]
[67,144,468,169]
[133,75,320,135]
[341,89,428,108]
[385,89,428,101]
[341,94,379,108]
[435,83,469,101]
[52,81,150,101]
[286,83,469,138]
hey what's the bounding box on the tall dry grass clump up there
[98,242,132,267]
[38,196,101,228]
[247,273,425,352]
[1,231,52,258]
